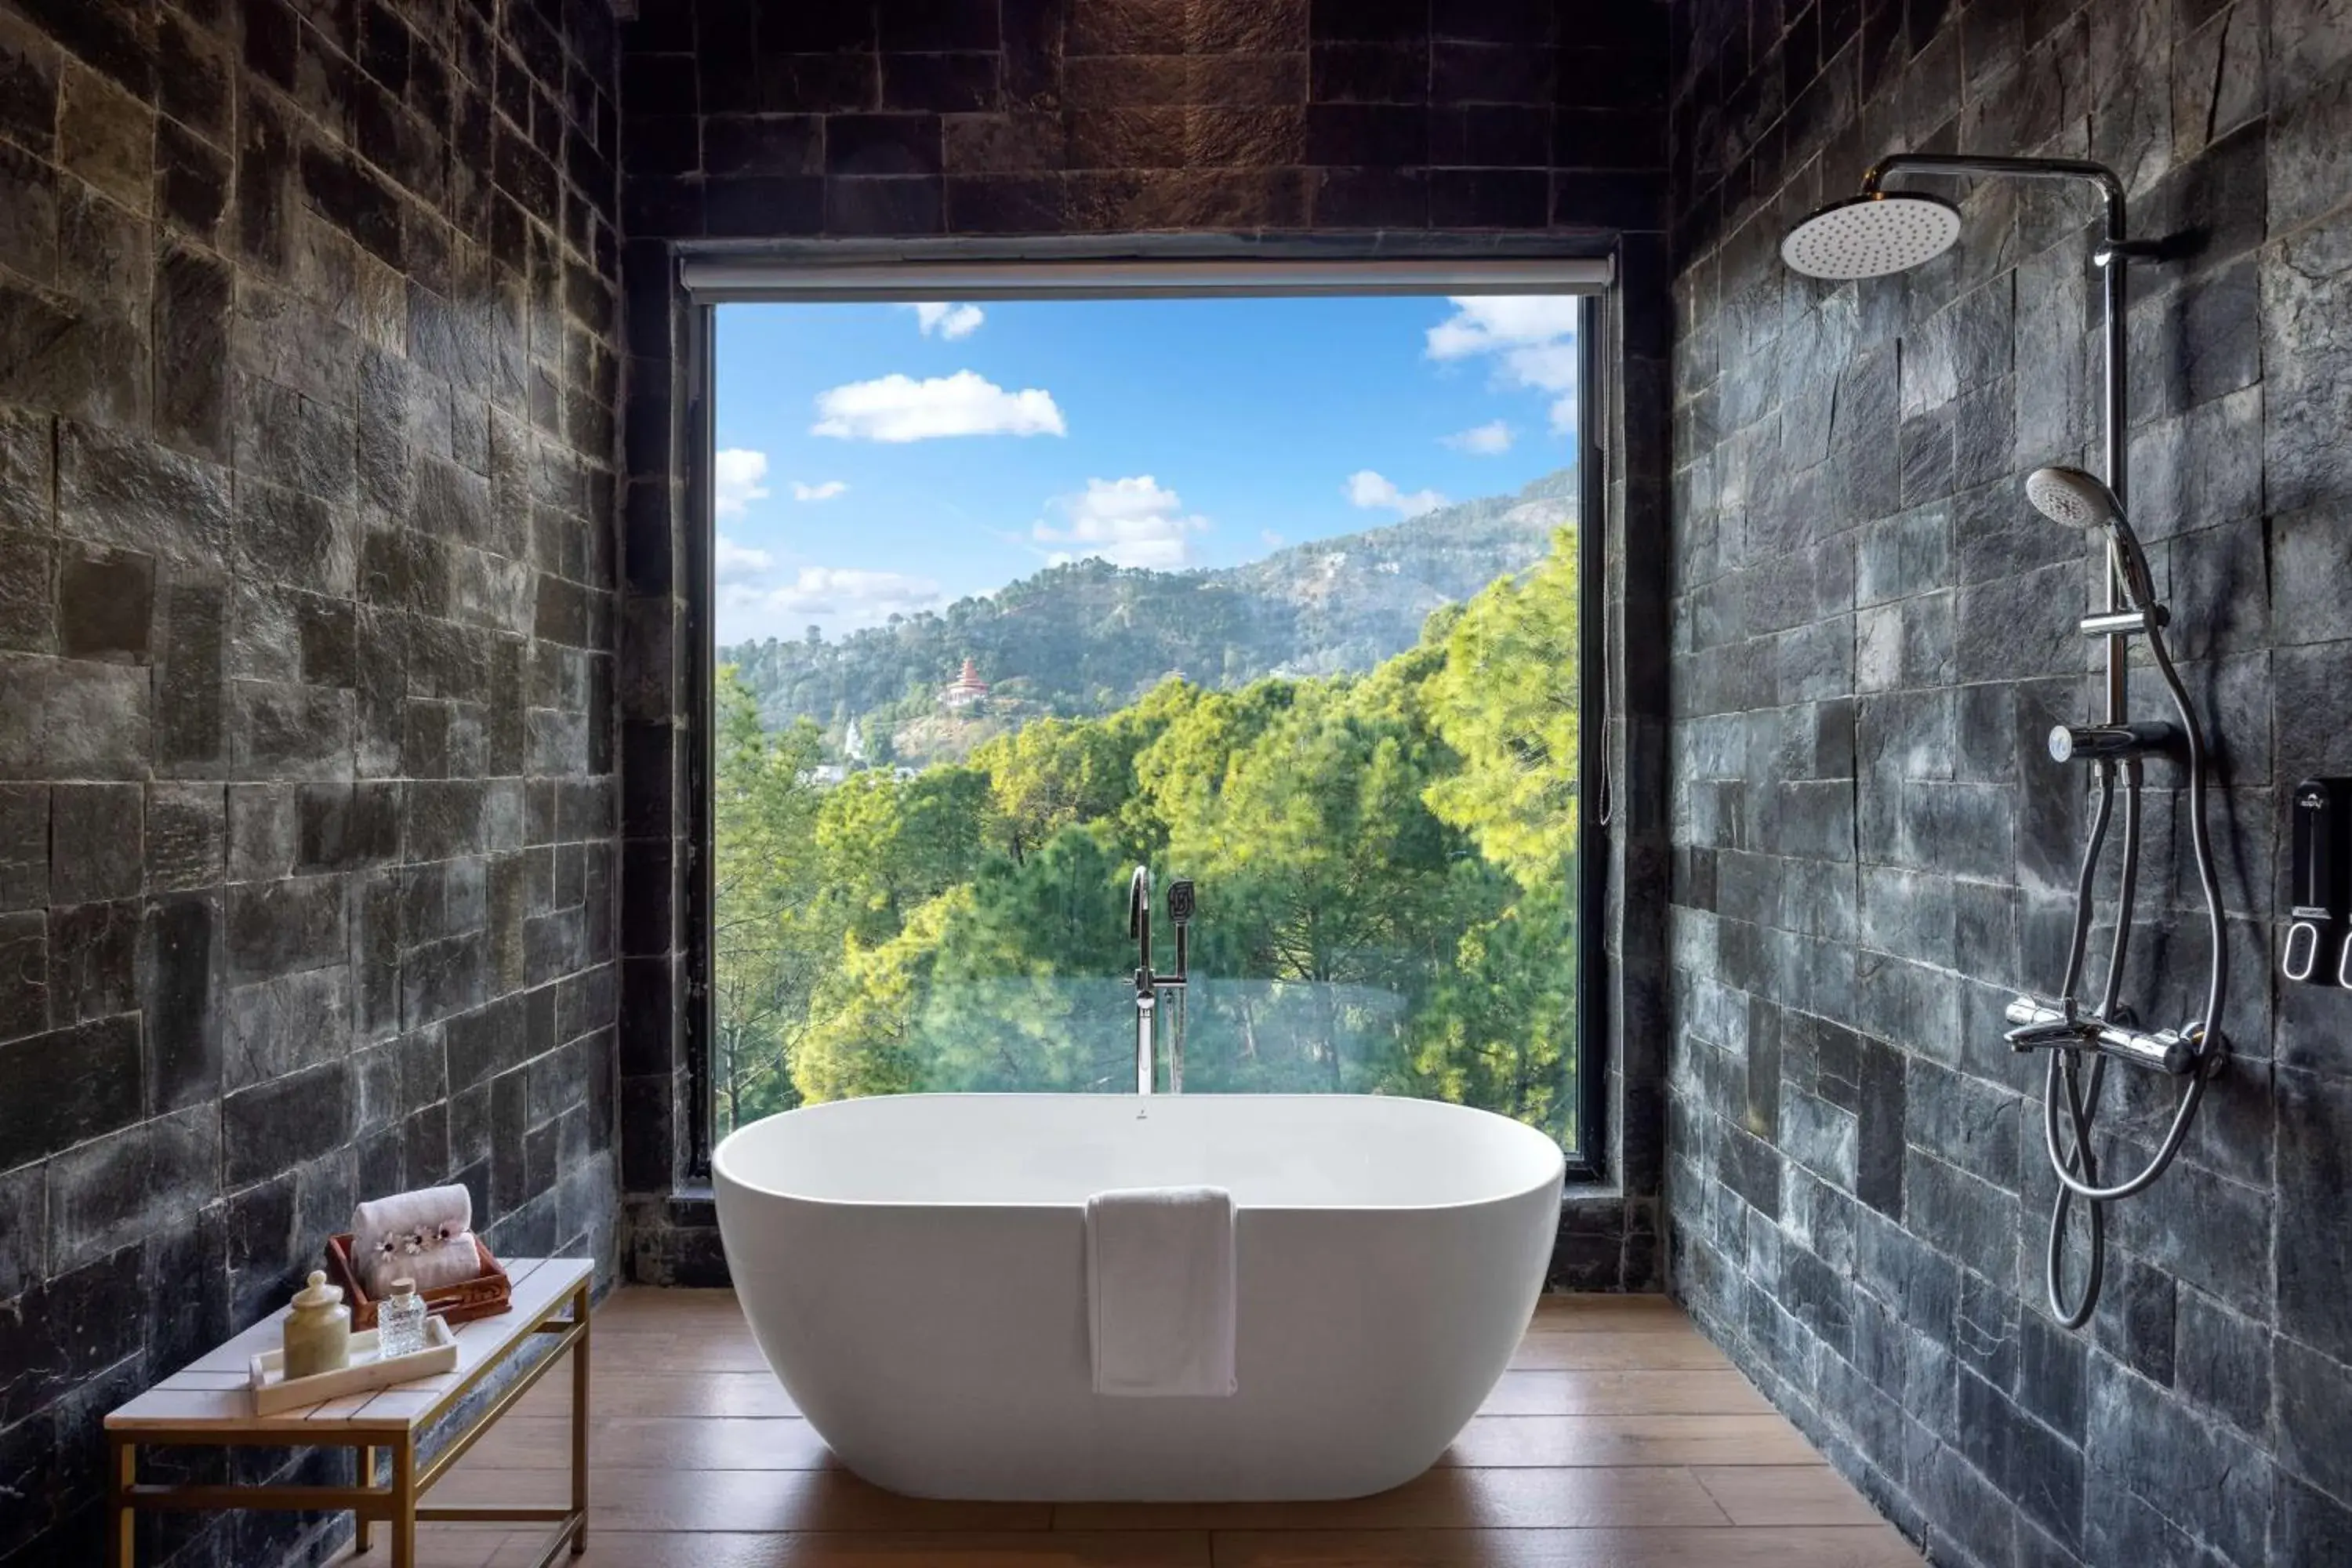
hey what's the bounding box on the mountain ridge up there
[722,465,1577,755]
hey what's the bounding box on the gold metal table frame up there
[107,1272,590,1568]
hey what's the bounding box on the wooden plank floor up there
[333,1288,1924,1567]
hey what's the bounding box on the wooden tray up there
[249,1317,459,1415]
[326,1233,512,1330]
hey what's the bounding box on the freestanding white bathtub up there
[712,1093,1565,1500]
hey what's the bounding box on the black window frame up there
[677,240,1613,1186]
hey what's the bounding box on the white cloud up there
[1425,296,1582,361]
[812,370,1066,442]
[791,479,848,502]
[721,567,944,639]
[1425,296,1581,434]
[1507,343,1581,396]
[1033,475,1210,570]
[714,534,771,584]
[768,567,941,615]
[714,448,771,517]
[1345,469,1447,519]
[909,302,985,339]
[1443,419,1515,455]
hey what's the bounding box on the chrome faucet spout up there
[1130,866,1155,1098]
[1126,867,1192,1101]
[1129,865,1152,977]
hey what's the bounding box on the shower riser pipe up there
[1864,154,2132,721]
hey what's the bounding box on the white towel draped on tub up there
[1085,1185,1238,1397]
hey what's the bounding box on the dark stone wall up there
[612,0,1675,1289]
[0,0,623,1562]
[616,0,1670,237]
[1667,0,2352,1563]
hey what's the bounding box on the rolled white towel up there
[352,1184,471,1254]
[364,1227,484,1298]
[351,1185,479,1298]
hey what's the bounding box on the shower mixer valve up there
[2002,996,2208,1077]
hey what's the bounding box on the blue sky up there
[713,294,1581,644]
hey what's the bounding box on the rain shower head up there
[1780,191,1963,278]
[2026,466,2158,609]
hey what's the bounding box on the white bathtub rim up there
[712,1091,1568,1215]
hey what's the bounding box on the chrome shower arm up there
[1861,154,2125,239]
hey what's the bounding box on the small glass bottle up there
[377,1277,428,1359]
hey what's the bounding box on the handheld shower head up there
[2026,466,2158,609]
[1780,191,1963,278]
[2026,466,2122,529]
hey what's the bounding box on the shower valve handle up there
[2048,722,2175,764]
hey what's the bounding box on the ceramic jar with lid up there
[283,1269,351,1381]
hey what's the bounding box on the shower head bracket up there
[2081,607,2169,637]
[2093,239,2167,268]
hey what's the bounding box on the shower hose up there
[2042,624,2227,1328]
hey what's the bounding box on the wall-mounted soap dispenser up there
[2285,778,2352,985]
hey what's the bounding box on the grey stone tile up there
[45,1104,218,1272]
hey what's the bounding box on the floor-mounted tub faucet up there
[1127,866,1193,1100]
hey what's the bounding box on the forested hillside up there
[713,517,1585,1149]
[720,467,1576,760]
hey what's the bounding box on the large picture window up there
[694,261,1604,1165]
